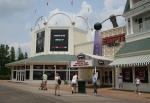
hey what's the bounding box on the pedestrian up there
[135,77,140,94]
[92,72,98,95]
[71,73,78,94]
[118,73,123,89]
[54,73,61,96]
[41,73,47,90]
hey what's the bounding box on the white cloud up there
[99,0,126,31]
[77,1,92,17]
[0,0,35,18]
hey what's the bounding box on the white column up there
[148,65,150,83]
[126,18,129,35]
[44,24,49,54]
[11,67,14,80]
[130,17,134,34]
[129,0,133,8]
[30,65,33,81]
[69,25,74,55]
[115,67,122,89]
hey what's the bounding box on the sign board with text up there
[70,60,93,67]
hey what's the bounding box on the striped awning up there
[110,54,150,67]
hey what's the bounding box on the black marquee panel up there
[50,29,68,51]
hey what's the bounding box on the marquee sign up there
[50,29,68,51]
[102,33,125,47]
[70,60,93,67]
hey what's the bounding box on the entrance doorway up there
[16,71,25,81]
[98,68,112,87]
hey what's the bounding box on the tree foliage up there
[0,44,28,80]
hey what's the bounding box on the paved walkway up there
[1,80,150,103]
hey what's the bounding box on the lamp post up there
[93,14,123,87]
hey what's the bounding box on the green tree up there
[10,47,15,62]
[17,47,24,60]
[0,44,11,79]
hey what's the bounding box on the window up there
[33,71,43,80]
[26,71,30,80]
[122,67,133,82]
[135,66,148,83]
[56,71,66,80]
[36,31,45,53]
[13,71,16,79]
[45,71,55,80]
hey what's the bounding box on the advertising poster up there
[50,29,68,51]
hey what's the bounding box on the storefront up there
[110,38,150,92]
[70,53,112,87]
[7,54,78,84]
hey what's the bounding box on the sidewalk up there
[1,80,150,103]
[27,82,150,102]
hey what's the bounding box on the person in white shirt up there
[71,73,78,94]
[135,77,140,93]
[118,73,123,89]
[42,73,47,90]
[55,73,61,96]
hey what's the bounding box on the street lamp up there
[93,14,122,73]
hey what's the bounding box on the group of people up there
[40,72,99,96]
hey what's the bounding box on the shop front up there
[70,53,113,87]
[110,38,150,92]
[7,54,78,84]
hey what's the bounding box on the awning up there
[110,54,150,67]
[6,54,77,67]
[83,53,113,61]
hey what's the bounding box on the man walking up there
[92,72,98,95]
[55,73,61,96]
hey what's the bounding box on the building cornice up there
[116,49,150,58]
[126,31,150,42]
[123,1,150,17]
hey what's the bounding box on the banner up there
[93,30,102,56]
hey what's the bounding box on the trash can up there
[78,80,86,93]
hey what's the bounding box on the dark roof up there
[124,0,130,13]
[116,38,150,56]
[6,54,77,66]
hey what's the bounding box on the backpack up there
[58,79,61,85]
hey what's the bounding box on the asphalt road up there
[0,85,65,103]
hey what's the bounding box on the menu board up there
[50,29,68,51]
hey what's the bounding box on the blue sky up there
[0,0,127,55]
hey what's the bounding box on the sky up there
[0,0,127,55]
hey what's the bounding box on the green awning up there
[110,54,150,67]
[6,54,77,66]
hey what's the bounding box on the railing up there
[133,19,150,33]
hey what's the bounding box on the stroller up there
[39,81,47,90]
